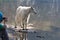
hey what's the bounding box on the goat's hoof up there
[15,26,17,28]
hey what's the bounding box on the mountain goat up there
[15,6,37,30]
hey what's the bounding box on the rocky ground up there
[6,24,60,40]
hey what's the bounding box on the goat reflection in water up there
[15,6,37,40]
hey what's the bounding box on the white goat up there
[15,6,36,30]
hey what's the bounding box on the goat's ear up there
[31,7,33,9]
[31,7,35,9]
[31,7,34,10]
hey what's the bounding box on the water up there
[7,28,60,40]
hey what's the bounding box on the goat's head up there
[29,7,37,14]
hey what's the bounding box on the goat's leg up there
[24,19,27,30]
[15,21,17,28]
[22,23,24,30]
[20,21,24,30]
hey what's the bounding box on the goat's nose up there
[15,26,17,28]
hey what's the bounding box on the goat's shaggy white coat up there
[15,6,36,29]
